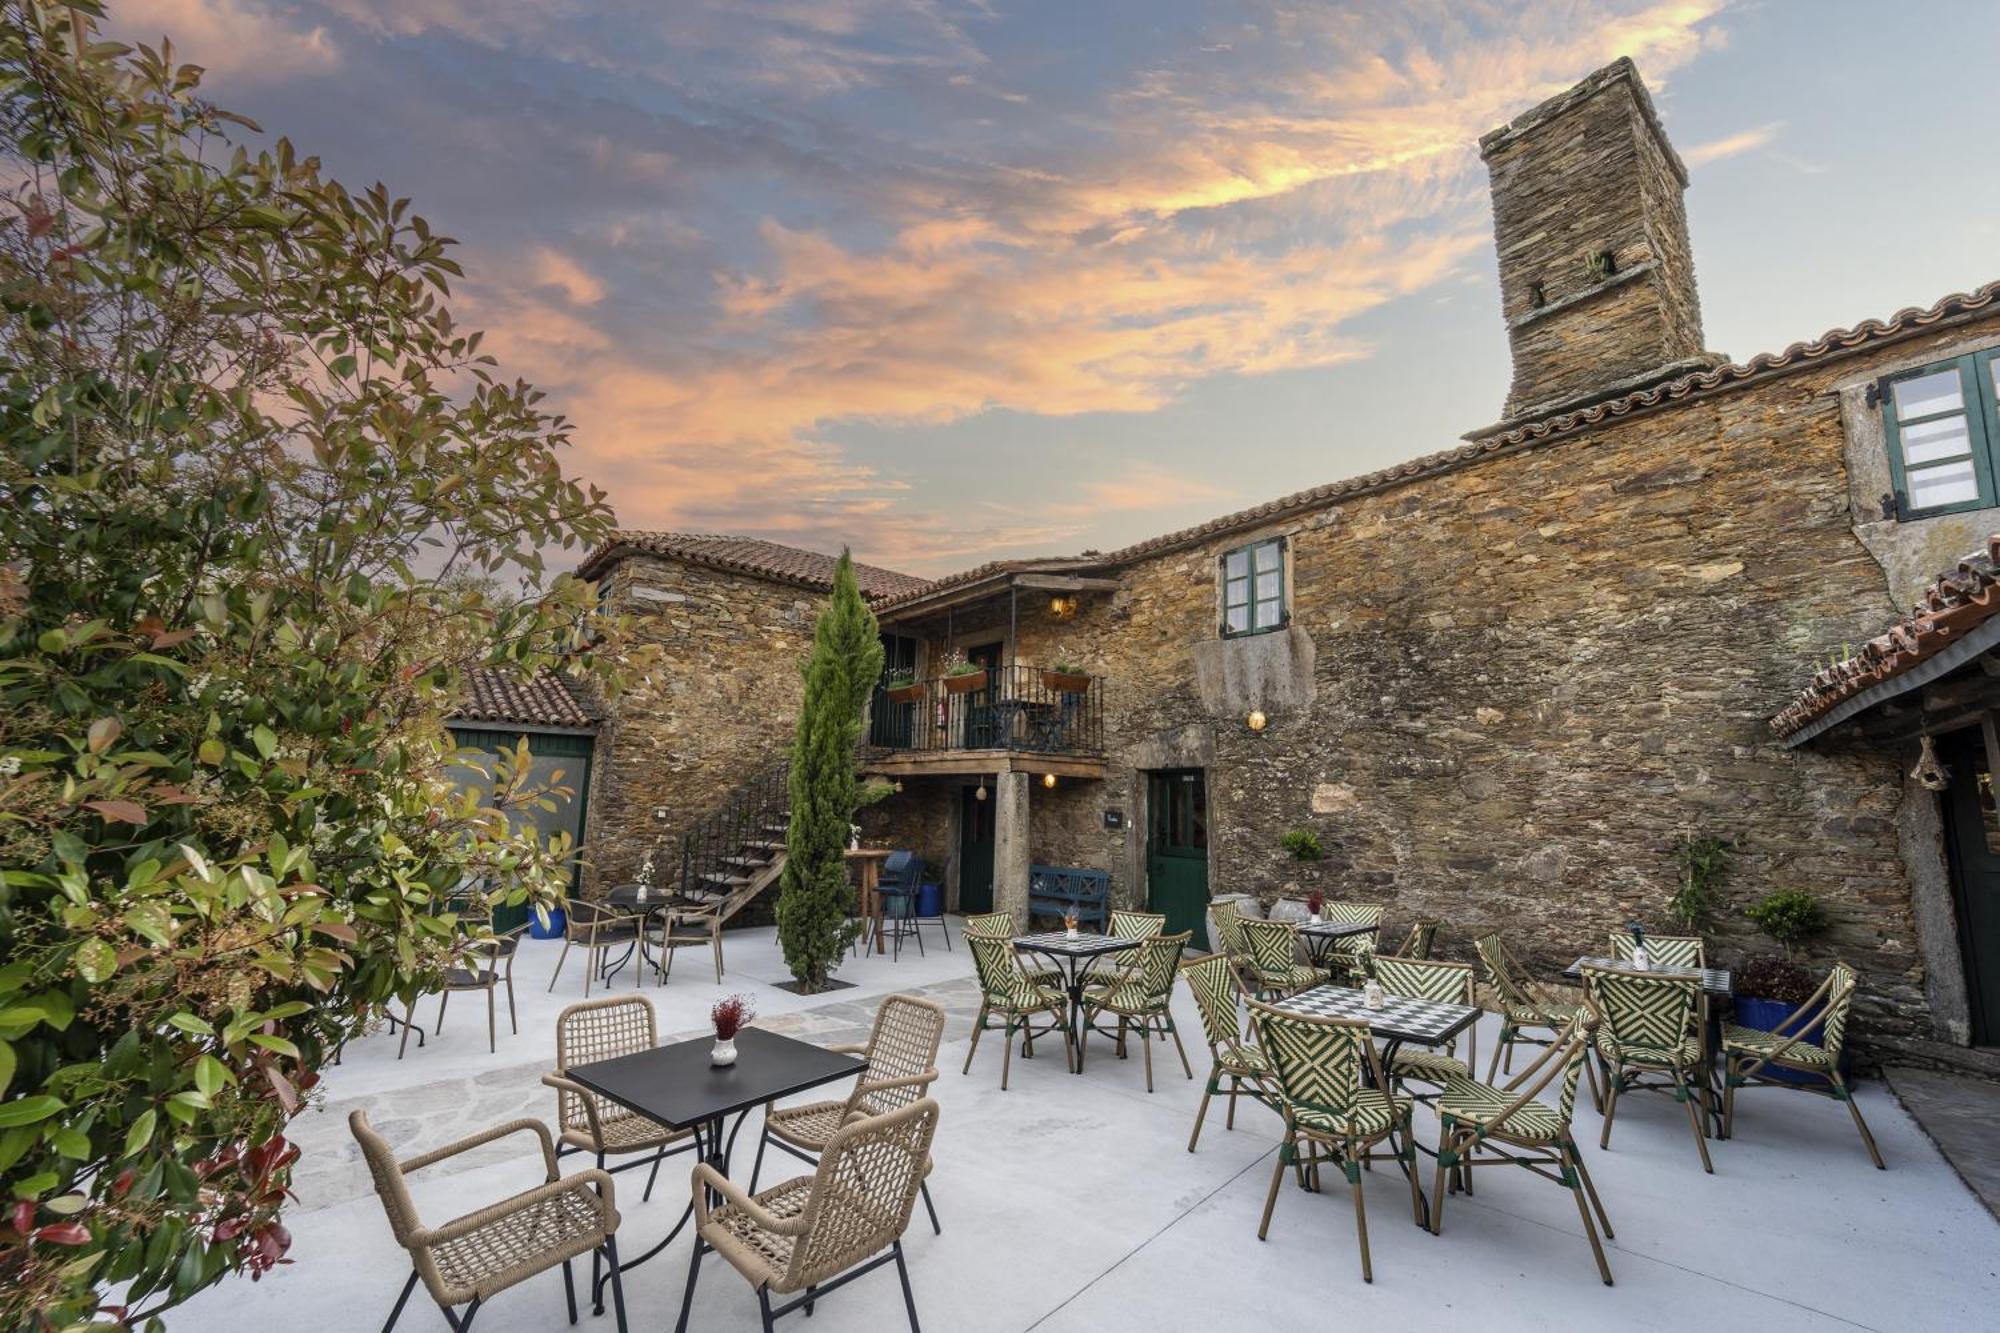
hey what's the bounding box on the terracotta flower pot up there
[943,669,987,695]
[886,682,924,704]
[1042,670,1091,694]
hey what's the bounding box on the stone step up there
[701,872,752,889]
[721,855,769,870]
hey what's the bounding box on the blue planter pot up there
[1733,995,1846,1087]
[529,906,567,940]
[915,882,942,920]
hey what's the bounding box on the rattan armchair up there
[1373,956,1479,1091]
[1392,918,1440,960]
[751,994,947,1235]
[1429,1017,1615,1285]
[1182,953,1280,1152]
[1583,963,1713,1173]
[962,931,1075,1089]
[1720,961,1884,1168]
[1316,901,1383,981]
[1248,1001,1423,1283]
[1080,930,1193,1092]
[1476,932,1585,1080]
[547,899,643,996]
[673,1099,941,1333]
[1241,917,1330,1000]
[351,1109,627,1333]
[653,898,726,984]
[542,997,700,1220]
[965,910,1061,988]
[1083,909,1167,992]
[1209,899,1254,982]
[1609,932,1707,967]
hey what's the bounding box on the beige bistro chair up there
[546,899,643,996]
[351,1109,627,1333]
[1720,961,1884,1169]
[673,1099,942,1333]
[653,897,726,984]
[750,993,947,1235]
[401,921,526,1059]
[542,998,700,1201]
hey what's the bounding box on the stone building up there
[546,59,2000,1072]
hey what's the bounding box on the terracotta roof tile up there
[576,532,929,601]
[450,667,602,730]
[1772,534,2000,739]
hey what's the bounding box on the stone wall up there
[583,557,819,895]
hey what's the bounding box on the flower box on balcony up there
[885,681,924,705]
[1041,670,1092,695]
[943,668,988,695]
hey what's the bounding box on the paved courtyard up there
[176,926,2000,1333]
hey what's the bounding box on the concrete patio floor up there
[174,924,2000,1333]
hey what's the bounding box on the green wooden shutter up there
[1881,354,1996,518]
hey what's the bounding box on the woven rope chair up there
[1241,917,1330,1000]
[962,931,1075,1089]
[751,994,947,1235]
[1080,930,1193,1092]
[674,1099,941,1333]
[1475,932,1584,1080]
[1392,918,1440,960]
[541,995,699,1247]
[1429,1016,1615,1285]
[1182,953,1281,1151]
[1373,956,1479,1091]
[1721,962,1884,1169]
[351,1109,626,1333]
[1248,1002,1423,1282]
[653,899,726,984]
[1316,902,1383,980]
[1582,964,1713,1173]
[1608,932,1707,968]
[546,899,643,997]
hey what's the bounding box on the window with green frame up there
[1219,536,1288,637]
[1880,346,2000,519]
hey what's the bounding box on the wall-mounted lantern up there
[1042,773,1058,789]
[1049,595,1078,620]
[1247,710,1268,733]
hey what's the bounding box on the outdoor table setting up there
[563,1026,867,1323]
[1270,982,1483,1227]
[1563,955,1735,1129]
[1011,930,1139,1071]
[595,882,678,984]
[1299,918,1378,971]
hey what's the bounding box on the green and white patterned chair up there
[1582,964,1713,1173]
[1085,909,1168,993]
[1080,930,1193,1092]
[1248,1001,1424,1283]
[1373,956,1479,1092]
[1476,932,1584,1081]
[965,911,1061,988]
[1429,1016,1615,1285]
[1609,932,1707,968]
[962,932,1074,1090]
[1391,918,1440,960]
[1720,961,1883,1169]
[1242,917,1330,1001]
[1318,901,1383,981]
[1181,953,1280,1152]
[1209,899,1256,984]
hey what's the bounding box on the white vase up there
[1308,913,1322,925]
[711,1037,737,1066]
[1632,946,1651,972]
[1065,926,1078,940]
[1364,979,1385,1010]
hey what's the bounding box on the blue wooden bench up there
[1028,864,1110,928]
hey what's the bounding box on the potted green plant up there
[1041,659,1092,694]
[1738,889,1839,1084]
[943,651,987,695]
[884,672,923,704]
[1281,829,1322,862]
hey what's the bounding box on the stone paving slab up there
[1885,1065,2000,1221]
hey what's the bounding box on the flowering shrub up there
[0,10,640,1327]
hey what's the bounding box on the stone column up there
[993,771,1032,929]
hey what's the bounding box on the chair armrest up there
[541,1074,608,1147]
[400,1117,559,1181]
[855,1070,936,1108]
[692,1163,805,1237]
[414,1169,616,1248]
[824,1043,868,1056]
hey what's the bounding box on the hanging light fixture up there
[975,779,988,802]
[1042,772,1057,789]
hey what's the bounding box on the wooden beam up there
[861,749,1107,780]
[1010,575,1123,593]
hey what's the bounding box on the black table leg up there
[593,1109,751,1314]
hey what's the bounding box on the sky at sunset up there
[106,1,2000,577]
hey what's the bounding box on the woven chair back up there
[1584,966,1697,1057]
[787,1099,941,1291]
[1609,933,1706,967]
[1241,917,1301,981]
[1374,955,1474,1007]
[553,995,657,1137]
[349,1109,423,1247]
[1822,962,1858,1060]
[854,994,946,1115]
[1475,932,1533,1009]
[1249,1003,1376,1127]
[1322,901,1381,929]
[1109,909,1167,940]
[1210,900,1250,958]
[1129,930,1192,1003]
[1180,954,1248,1054]
[964,911,1015,938]
[565,898,620,941]
[966,932,1026,1000]
[1394,919,1439,959]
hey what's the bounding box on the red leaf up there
[311,921,357,944]
[11,1202,34,1235]
[84,799,147,824]
[265,1065,300,1114]
[33,1221,91,1246]
[152,628,198,649]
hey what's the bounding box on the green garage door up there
[1147,769,1210,949]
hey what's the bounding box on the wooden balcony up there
[862,664,1106,778]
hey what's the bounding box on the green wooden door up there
[959,784,996,914]
[1147,770,1210,949]
[1942,729,2000,1044]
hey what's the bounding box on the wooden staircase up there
[676,761,792,926]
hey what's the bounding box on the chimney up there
[1470,58,1724,436]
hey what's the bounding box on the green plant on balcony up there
[942,650,987,694]
[1042,658,1092,694]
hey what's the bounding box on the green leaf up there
[0,1041,14,1095]
[0,1095,65,1128]
[52,1126,92,1159]
[252,725,278,760]
[124,1108,158,1158]
[245,1033,300,1059]
[167,1012,215,1037]
[193,1055,231,1098]
[73,938,117,983]
[197,738,226,765]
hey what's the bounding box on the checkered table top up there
[1270,985,1480,1046]
[1566,956,1733,998]
[1013,931,1140,958]
[1299,920,1377,939]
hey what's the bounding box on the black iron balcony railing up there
[868,664,1103,756]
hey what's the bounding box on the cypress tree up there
[777,551,885,991]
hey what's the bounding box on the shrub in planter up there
[884,674,923,704]
[1041,661,1091,694]
[943,659,987,694]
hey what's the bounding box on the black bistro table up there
[1012,931,1138,1072]
[565,1027,865,1318]
[1298,919,1378,971]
